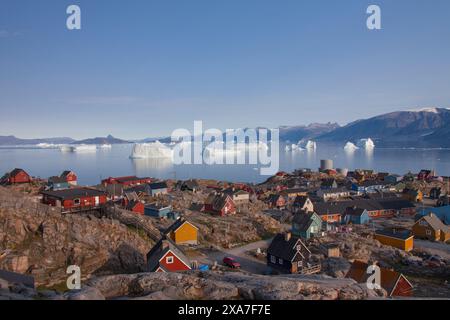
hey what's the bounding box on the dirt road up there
[202,239,273,274]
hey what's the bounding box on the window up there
[426,230,432,236]
[298,261,303,268]
[166,256,174,264]
[73,198,81,206]
[278,258,283,265]
[270,255,276,264]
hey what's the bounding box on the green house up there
[292,211,323,240]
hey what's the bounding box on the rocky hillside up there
[0,187,154,287]
[0,271,385,300]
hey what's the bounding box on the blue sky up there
[1,0,450,139]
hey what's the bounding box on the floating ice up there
[304,140,317,150]
[357,138,375,149]
[73,144,97,152]
[37,143,60,149]
[130,141,173,159]
[98,144,112,149]
[344,142,359,151]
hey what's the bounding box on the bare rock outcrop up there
[79,271,385,300]
[0,187,154,286]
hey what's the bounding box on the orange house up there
[375,229,414,251]
[164,218,198,245]
[412,213,450,242]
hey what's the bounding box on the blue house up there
[144,204,176,219]
[46,176,70,191]
[351,180,387,194]
[148,182,168,197]
[292,211,323,240]
[384,175,402,184]
[343,207,370,225]
[416,206,450,225]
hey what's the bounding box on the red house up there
[0,168,32,185]
[204,193,236,216]
[267,194,287,209]
[125,200,145,215]
[41,188,108,213]
[101,175,152,187]
[147,237,191,272]
[346,260,413,297]
[60,170,77,186]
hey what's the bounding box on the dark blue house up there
[144,204,179,219]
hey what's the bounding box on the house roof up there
[346,260,412,296]
[293,196,310,207]
[41,188,106,200]
[318,187,350,195]
[60,170,76,178]
[292,212,317,231]
[267,233,311,262]
[125,200,142,211]
[146,236,191,271]
[313,199,415,216]
[344,207,367,217]
[149,182,168,190]
[124,191,139,202]
[9,168,28,177]
[205,193,234,211]
[267,194,285,204]
[375,228,413,240]
[164,218,198,235]
[415,213,450,232]
[48,176,68,184]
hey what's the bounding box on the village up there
[0,160,449,299]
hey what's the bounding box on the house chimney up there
[285,232,292,241]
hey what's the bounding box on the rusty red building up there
[204,193,236,216]
[101,175,152,187]
[0,168,32,185]
[147,237,192,272]
[60,170,78,186]
[41,188,108,213]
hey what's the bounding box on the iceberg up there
[37,143,60,149]
[73,144,97,152]
[344,142,359,151]
[285,143,303,152]
[304,140,317,150]
[204,141,241,157]
[130,141,173,159]
[98,144,112,149]
[60,145,74,152]
[357,138,375,149]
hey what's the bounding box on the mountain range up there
[1,108,450,147]
[316,107,450,147]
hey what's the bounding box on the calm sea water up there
[1,143,449,185]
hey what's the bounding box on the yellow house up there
[375,229,414,251]
[164,218,198,245]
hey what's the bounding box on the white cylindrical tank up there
[320,159,334,171]
[337,168,349,177]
